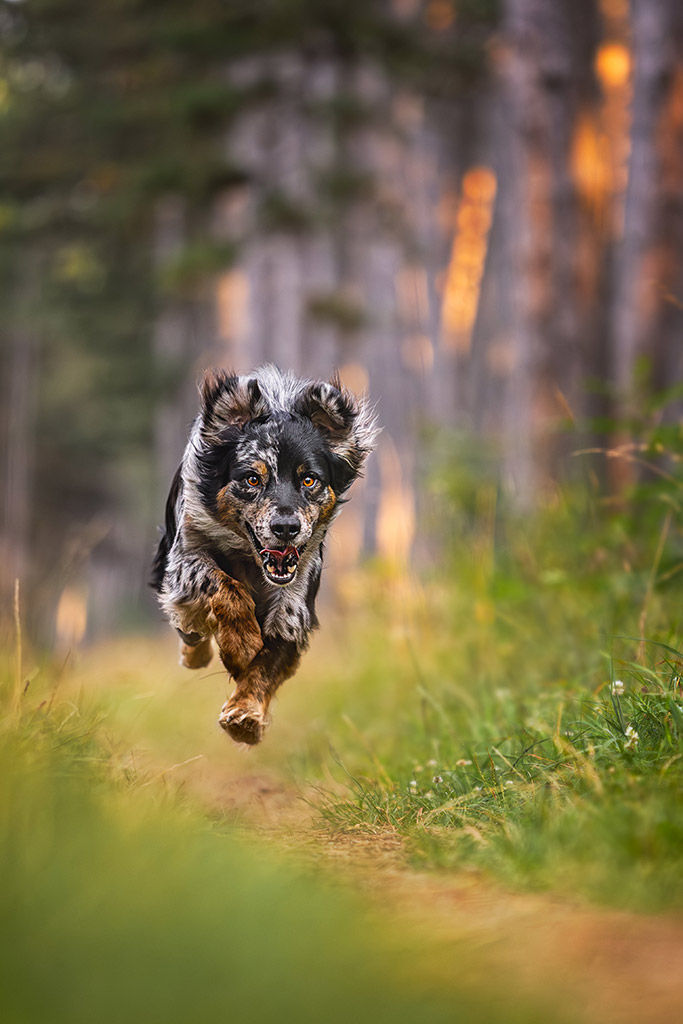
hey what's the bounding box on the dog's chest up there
[243,563,312,647]
[260,580,311,644]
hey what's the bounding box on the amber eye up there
[302,475,316,488]
[246,474,261,487]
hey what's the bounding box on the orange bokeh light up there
[595,43,631,90]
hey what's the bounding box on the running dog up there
[150,365,378,745]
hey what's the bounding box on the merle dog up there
[151,365,378,745]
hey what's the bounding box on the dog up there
[150,365,378,745]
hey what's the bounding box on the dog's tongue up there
[260,545,299,578]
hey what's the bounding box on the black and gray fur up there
[151,364,378,744]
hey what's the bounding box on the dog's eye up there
[302,475,317,488]
[245,474,261,487]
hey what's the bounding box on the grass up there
[318,639,683,911]
[25,473,682,922]
[0,650,556,1024]
[307,473,683,914]
[39,479,683,920]
[1,442,682,1021]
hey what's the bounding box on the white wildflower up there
[426,759,437,768]
[432,775,443,785]
[456,759,473,767]
[473,785,482,792]
[624,724,639,751]
[408,780,418,789]
[504,780,514,787]
[611,680,625,696]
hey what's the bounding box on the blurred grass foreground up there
[0,660,542,1024]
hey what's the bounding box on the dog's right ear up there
[199,368,267,430]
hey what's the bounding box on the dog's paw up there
[218,696,268,746]
[180,637,213,669]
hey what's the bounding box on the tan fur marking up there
[210,579,263,677]
[215,486,245,530]
[320,486,337,522]
[180,637,213,669]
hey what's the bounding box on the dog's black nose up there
[271,516,301,544]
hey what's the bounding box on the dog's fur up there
[150,365,378,745]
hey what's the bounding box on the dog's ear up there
[199,368,267,429]
[296,375,379,490]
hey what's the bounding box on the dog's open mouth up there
[259,545,299,585]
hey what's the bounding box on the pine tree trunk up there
[611,0,679,406]
[607,0,679,493]
[498,0,592,504]
[0,258,39,633]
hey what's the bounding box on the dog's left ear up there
[296,374,379,488]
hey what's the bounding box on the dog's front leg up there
[164,557,263,673]
[209,576,263,677]
[218,639,301,745]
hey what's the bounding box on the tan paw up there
[218,696,268,746]
[180,637,213,669]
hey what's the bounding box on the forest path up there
[212,769,683,1024]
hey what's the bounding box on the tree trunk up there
[608,0,679,491]
[611,0,678,399]
[498,0,593,504]
[0,258,39,635]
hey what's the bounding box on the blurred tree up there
[0,0,495,640]
[497,0,599,502]
[1,0,681,643]
[609,0,683,489]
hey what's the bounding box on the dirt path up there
[210,769,683,1024]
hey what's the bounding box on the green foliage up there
[317,166,376,208]
[320,647,683,911]
[306,290,368,333]
[158,239,238,294]
[260,190,318,235]
[305,425,683,913]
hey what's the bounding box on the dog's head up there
[193,367,379,587]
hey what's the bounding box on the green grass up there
[2,449,681,1024]
[34,475,682,919]
[318,640,683,911]
[0,660,554,1024]
[304,482,683,914]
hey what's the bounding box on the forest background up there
[1,0,682,646]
